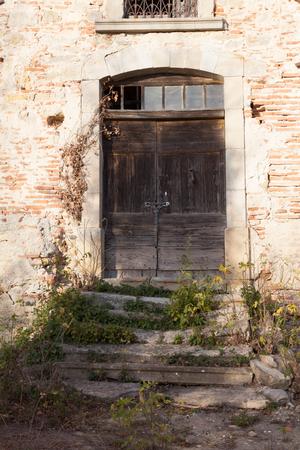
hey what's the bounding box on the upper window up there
[124,0,198,19]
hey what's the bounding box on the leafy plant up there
[167,273,220,329]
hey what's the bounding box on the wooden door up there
[157,119,226,278]
[103,120,157,278]
[103,118,226,279]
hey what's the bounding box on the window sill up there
[95,18,227,34]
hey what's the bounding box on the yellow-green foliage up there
[167,273,221,329]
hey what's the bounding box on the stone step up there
[82,291,170,308]
[165,386,271,410]
[64,380,140,401]
[82,291,249,339]
[62,343,252,365]
[57,361,253,386]
[63,380,284,410]
[83,291,246,309]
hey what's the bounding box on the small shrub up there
[88,369,107,381]
[188,330,219,348]
[241,282,300,354]
[231,412,259,428]
[124,299,166,315]
[173,334,184,345]
[111,382,173,449]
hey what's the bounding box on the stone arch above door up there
[81,45,248,281]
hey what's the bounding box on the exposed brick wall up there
[0,0,300,311]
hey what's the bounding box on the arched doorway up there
[102,71,226,280]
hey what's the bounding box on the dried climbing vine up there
[60,84,119,221]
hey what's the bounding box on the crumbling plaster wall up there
[0,0,300,319]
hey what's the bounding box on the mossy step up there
[82,291,170,308]
[57,361,253,386]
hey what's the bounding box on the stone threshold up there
[95,18,227,34]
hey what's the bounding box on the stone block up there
[224,77,244,110]
[84,144,101,195]
[82,192,100,227]
[215,55,244,77]
[82,50,109,80]
[261,387,289,405]
[225,227,249,270]
[250,359,291,390]
[259,355,278,369]
[82,80,100,113]
[244,58,268,78]
[198,0,215,18]
[118,46,157,74]
[225,109,245,149]
[226,189,247,227]
[226,149,246,191]
[105,52,123,77]
[103,0,124,20]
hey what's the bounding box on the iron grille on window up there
[124,0,198,18]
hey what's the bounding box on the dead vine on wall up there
[60,85,119,222]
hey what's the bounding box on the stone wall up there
[0,0,300,318]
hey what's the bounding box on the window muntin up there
[124,0,198,19]
[105,82,224,111]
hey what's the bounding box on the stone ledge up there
[95,18,227,34]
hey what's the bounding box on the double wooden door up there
[103,118,226,279]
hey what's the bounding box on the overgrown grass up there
[166,353,251,367]
[16,289,137,346]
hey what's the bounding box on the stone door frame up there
[80,44,248,281]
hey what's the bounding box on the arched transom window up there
[105,73,224,111]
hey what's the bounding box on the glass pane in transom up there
[165,86,183,110]
[206,85,224,109]
[185,85,205,110]
[144,86,163,110]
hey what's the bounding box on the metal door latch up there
[144,192,170,211]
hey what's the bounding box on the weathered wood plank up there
[57,362,253,386]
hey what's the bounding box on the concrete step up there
[57,361,253,386]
